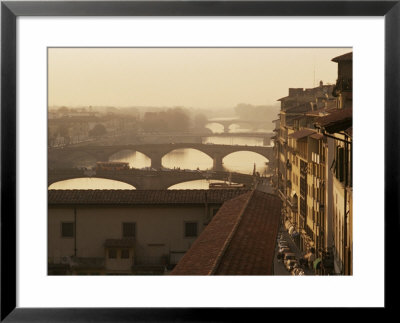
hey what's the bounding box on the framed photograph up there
[1,0,398,320]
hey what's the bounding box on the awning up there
[313,258,322,269]
[310,133,324,140]
[289,129,316,140]
[288,226,295,235]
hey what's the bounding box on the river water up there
[49,124,272,190]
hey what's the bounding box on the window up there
[121,249,130,259]
[61,222,74,238]
[122,222,136,238]
[108,249,117,259]
[185,222,198,237]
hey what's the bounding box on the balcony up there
[333,77,353,96]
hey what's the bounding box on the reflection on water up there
[106,148,269,175]
[206,122,272,134]
[168,179,230,190]
[49,178,136,190]
[109,150,151,168]
[162,148,213,170]
[203,136,265,146]
[52,127,271,189]
[205,123,224,133]
[223,151,269,175]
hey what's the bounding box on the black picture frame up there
[1,0,398,321]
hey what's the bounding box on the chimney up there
[319,80,323,87]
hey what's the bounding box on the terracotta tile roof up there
[331,52,352,62]
[170,190,281,275]
[315,108,352,133]
[288,129,316,140]
[48,189,250,206]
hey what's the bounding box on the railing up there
[333,77,352,95]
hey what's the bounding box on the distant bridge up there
[62,131,274,149]
[206,119,271,133]
[48,143,274,171]
[48,168,257,190]
[137,131,274,141]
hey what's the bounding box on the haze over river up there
[49,124,272,190]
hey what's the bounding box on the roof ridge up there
[208,190,255,275]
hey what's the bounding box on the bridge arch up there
[222,151,271,175]
[205,122,225,133]
[206,119,268,133]
[48,177,136,189]
[167,179,239,190]
[161,148,214,170]
[48,168,256,190]
[221,150,272,161]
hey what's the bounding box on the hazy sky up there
[48,47,351,109]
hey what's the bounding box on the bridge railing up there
[48,167,259,180]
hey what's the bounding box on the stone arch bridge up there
[48,168,257,190]
[206,119,270,133]
[49,143,274,171]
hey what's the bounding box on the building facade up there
[316,52,353,275]
[48,189,248,275]
[272,52,353,275]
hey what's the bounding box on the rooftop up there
[331,52,353,63]
[278,84,334,102]
[314,108,352,134]
[170,190,281,275]
[289,128,316,140]
[48,189,250,206]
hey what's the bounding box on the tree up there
[193,113,208,130]
[89,124,107,137]
[142,112,167,132]
[141,108,190,133]
[57,106,69,115]
[166,108,190,132]
[57,124,70,138]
